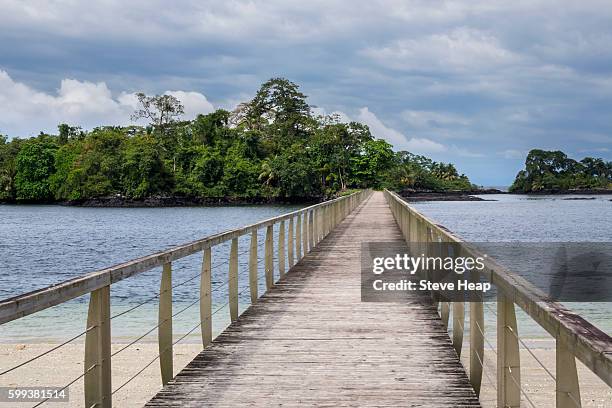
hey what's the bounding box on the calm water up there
[1,194,610,342]
[411,193,612,337]
[0,204,302,342]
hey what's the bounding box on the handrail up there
[0,189,372,408]
[0,191,368,325]
[384,189,612,407]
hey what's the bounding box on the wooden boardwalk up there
[146,192,480,407]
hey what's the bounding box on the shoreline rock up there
[519,188,612,195]
[63,195,318,207]
[0,195,320,207]
[398,188,502,202]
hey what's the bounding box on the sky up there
[1,1,612,186]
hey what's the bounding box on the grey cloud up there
[1,0,611,185]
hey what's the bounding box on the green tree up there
[0,136,25,201]
[350,139,395,188]
[49,141,82,199]
[268,145,319,198]
[58,129,126,199]
[122,134,173,198]
[221,143,260,198]
[510,149,612,192]
[14,137,57,201]
[233,78,314,153]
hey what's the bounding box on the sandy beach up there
[1,342,610,407]
[0,343,201,408]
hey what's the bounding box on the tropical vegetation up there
[509,149,612,192]
[0,78,474,203]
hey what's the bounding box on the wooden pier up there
[146,192,480,407]
[1,189,610,407]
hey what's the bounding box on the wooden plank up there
[84,286,111,408]
[146,192,479,407]
[159,263,173,386]
[249,231,258,304]
[497,293,520,408]
[200,248,212,347]
[288,217,294,267]
[279,220,286,277]
[296,213,302,261]
[557,336,582,408]
[229,238,238,322]
[265,225,274,290]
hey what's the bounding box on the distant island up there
[0,78,477,206]
[509,149,612,193]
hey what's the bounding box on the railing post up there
[265,225,274,289]
[314,208,320,243]
[557,336,582,408]
[288,218,294,267]
[439,239,450,327]
[84,285,111,408]
[470,281,484,396]
[309,209,314,249]
[324,205,330,236]
[296,214,302,260]
[229,238,238,322]
[200,247,212,347]
[452,302,465,356]
[451,241,466,357]
[302,211,308,255]
[497,293,521,408]
[158,262,173,386]
[399,205,405,241]
[249,231,258,303]
[335,200,339,226]
[278,220,286,277]
[441,301,450,328]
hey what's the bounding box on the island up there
[0,78,477,206]
[509,149,612,194]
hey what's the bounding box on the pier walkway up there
[2,189,610,407]
[146,192,480,407]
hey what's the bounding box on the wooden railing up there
[384,190,612,408]
[0,189,371,408]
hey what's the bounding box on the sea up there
[0,193,610,343]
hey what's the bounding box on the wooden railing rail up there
[384,189,612,408]
[0,189,371,408]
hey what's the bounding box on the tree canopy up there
[0,78,474,203]
[509,149,612,192]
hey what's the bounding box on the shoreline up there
[401,188,612,202]
[3,189,612,206]
[0,195,319,208]
[515,188,612,195]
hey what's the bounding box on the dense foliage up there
[0,78,474,203]
[509,149,612,192]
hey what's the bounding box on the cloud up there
[164,91,214,119]
[502,149,526,159]
[361,27,521,74]
[313,105,448,154]
[453,147,484,158]
[356,107,407,148]
[0,71,214,137]
[356,107,448,154]
[2,0,612,184]
[402,110,471,128]
[578,147,610,153]
[405,138,448,153]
